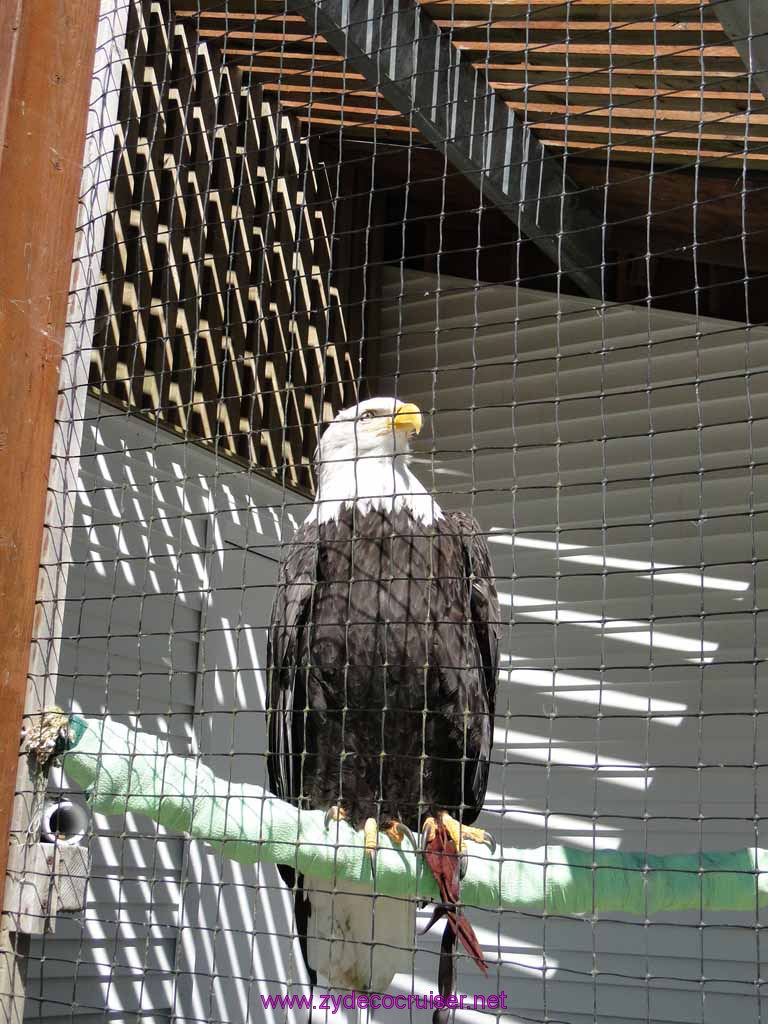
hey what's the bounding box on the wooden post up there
[0,0,100,928]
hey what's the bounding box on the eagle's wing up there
[266,519,321,983]
[266,519,319,809]
[449,510,500,816]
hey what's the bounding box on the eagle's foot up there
[362,817,416,874]
[421,812,496,855]
[382,819,417,848]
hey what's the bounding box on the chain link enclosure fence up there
[5,1,768,1023]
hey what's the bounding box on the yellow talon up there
[423,811,495,854]
[362,818,416,872]
[364,817,379,862]
[422,815,439,846]
[383,820,416,847]
[383,822,404,844]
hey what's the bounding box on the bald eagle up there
[267,398,499,1011]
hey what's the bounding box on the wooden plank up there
[250,84,759,125]
[453,39,739,55]
[240,65,366,80]
[477,60,751,79]
[226,48,345,61]
[544,136,768,162]
[253,82,381,98]
[534,120,767,145]
[429,5,721,18]
[512,100,768,133]
[191,12,725,33]
[295,113,416,133]
[488,81,760,104]
[433,19,725,31]
[510,98,768,124]
[199,27,318,42]
[0,0,99,942]
[472,50,745,74]
[449,30,730,49]
[279,98,402,117]
[176,0,312,11]
[177,10,306,21]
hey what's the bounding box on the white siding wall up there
[377,268,768,1024]
[26,400,309,1024]
[174,518,309,1024]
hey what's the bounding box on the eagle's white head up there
[306,397,443,525]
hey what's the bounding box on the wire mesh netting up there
[7,0,768,1022]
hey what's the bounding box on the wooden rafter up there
[174,0,768,169]
[286,0,606,297]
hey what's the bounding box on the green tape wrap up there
[63,715,768,915]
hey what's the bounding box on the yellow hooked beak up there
[389,402,423,437]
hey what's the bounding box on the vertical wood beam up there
[0,0,100,924]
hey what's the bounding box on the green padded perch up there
[58,714,768,916]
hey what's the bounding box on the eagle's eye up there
[359,410,377,421]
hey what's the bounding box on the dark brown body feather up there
[267,506,499,830]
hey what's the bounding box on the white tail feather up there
[303,874,416,993]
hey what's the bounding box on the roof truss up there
[288,0,604,298]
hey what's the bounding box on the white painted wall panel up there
[25,400,308,1024]
[377,268,768,1024]
[173,518,309,1024]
